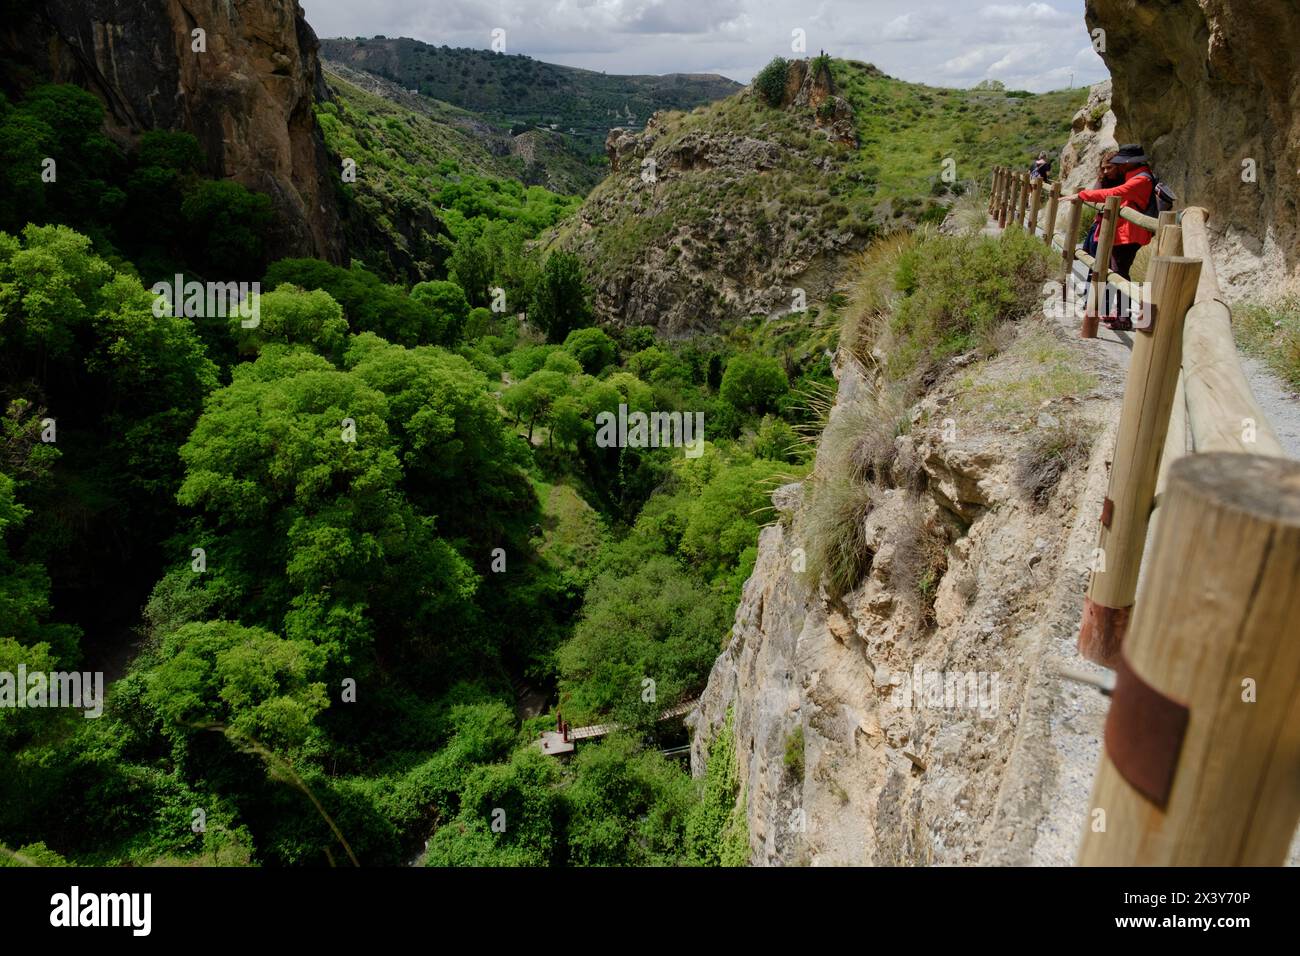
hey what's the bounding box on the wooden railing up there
[986,165,1300,866]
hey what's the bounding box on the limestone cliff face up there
[689,330,1120,865]
[1085,0,1299,297]
[3,1,343,263]
[1059,81,1117,195]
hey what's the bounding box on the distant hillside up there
[319,37,742,168]
[322,60,601,196]
[315,68,581,281]
[549,57,1085,335]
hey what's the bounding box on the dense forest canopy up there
[0,73,836,867]
[0,26,1078,867]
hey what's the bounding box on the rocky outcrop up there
[1086,0,1300,298]
[689,328,1122,865]
[2,1,343,263]
[561,59,864,336]
[780,57,858,149]
[1059,81,1117,194]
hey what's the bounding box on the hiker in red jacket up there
[1061,144,1155,281]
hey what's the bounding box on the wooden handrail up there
[984,169,1297,869]
[1174,207,1283,458]
[1072,248,1144,303]
[1079,454,1300,865]
[1078,198,1159,234]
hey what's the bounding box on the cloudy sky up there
[299,0,1108,92]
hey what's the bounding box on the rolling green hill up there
[320,37,742,166]
[315,68,583,280]
[548,56,1086,334]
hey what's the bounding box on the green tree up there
[501,369,570,444]
[0,474,79,662]
[562,326,617,374]
[180,180,273,278]
[264,258,437,346]
[231,284,349,360]
[562,736,694,866]
[529,251,593,343]
[410,279,470,345]
[344,333,537,545]
[424,748,561,866]
[719,353,788,414]
[144,620,329,753]
[175,345,478,669]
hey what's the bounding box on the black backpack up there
[1134,171,1176,217]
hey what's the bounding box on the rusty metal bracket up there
[1078,597,1129,668]
[1104,653,1190,809]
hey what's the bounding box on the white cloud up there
[299,0,1109,92]
[881,14,931,42]
[981,2,1071,23]
[939,47,1000,77]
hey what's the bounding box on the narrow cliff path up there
[1239,356,1300,459]
[988,217,1300,460]
[982,217,1300,868]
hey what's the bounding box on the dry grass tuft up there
[1014,417,1096,508]
[801,475,875,601]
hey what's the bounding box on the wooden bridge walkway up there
[536,699,696,755]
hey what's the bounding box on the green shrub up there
[754,57,791,108]
[885,230,1053,379]
[720,353,788,414]
[1235,295,1300,389]
[410,279,471,344]
[783,725,804,780]
[563,326,617,374]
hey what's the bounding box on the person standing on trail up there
[1061,144,1154,282]
[1029,152,1052,183]
[1062,145,1156,330]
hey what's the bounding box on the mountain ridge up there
[319,36,742,167]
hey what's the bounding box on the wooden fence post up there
[1078,255,1202,667]
[990,167,1004,216]
[1044,181,1061,248]
[1156,225,1182,257]
[1027,179,1044,237]
[1078,452,1300,865]
[1082,196,1120,337]
[1013,173,1029,231]
[1151,210,1176,257]
[999,172,1014,228]
[1060,198,1083,301]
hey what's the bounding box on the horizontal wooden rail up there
[1072,249,1145,303]
[1175,207,1283,458]
[987,167,1297,869]
[1080,199,1159,234]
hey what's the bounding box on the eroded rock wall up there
[690,329,1120,866]
[1086,0,1300,297]
[3,1,343,263]
[1059,81,1117,194]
